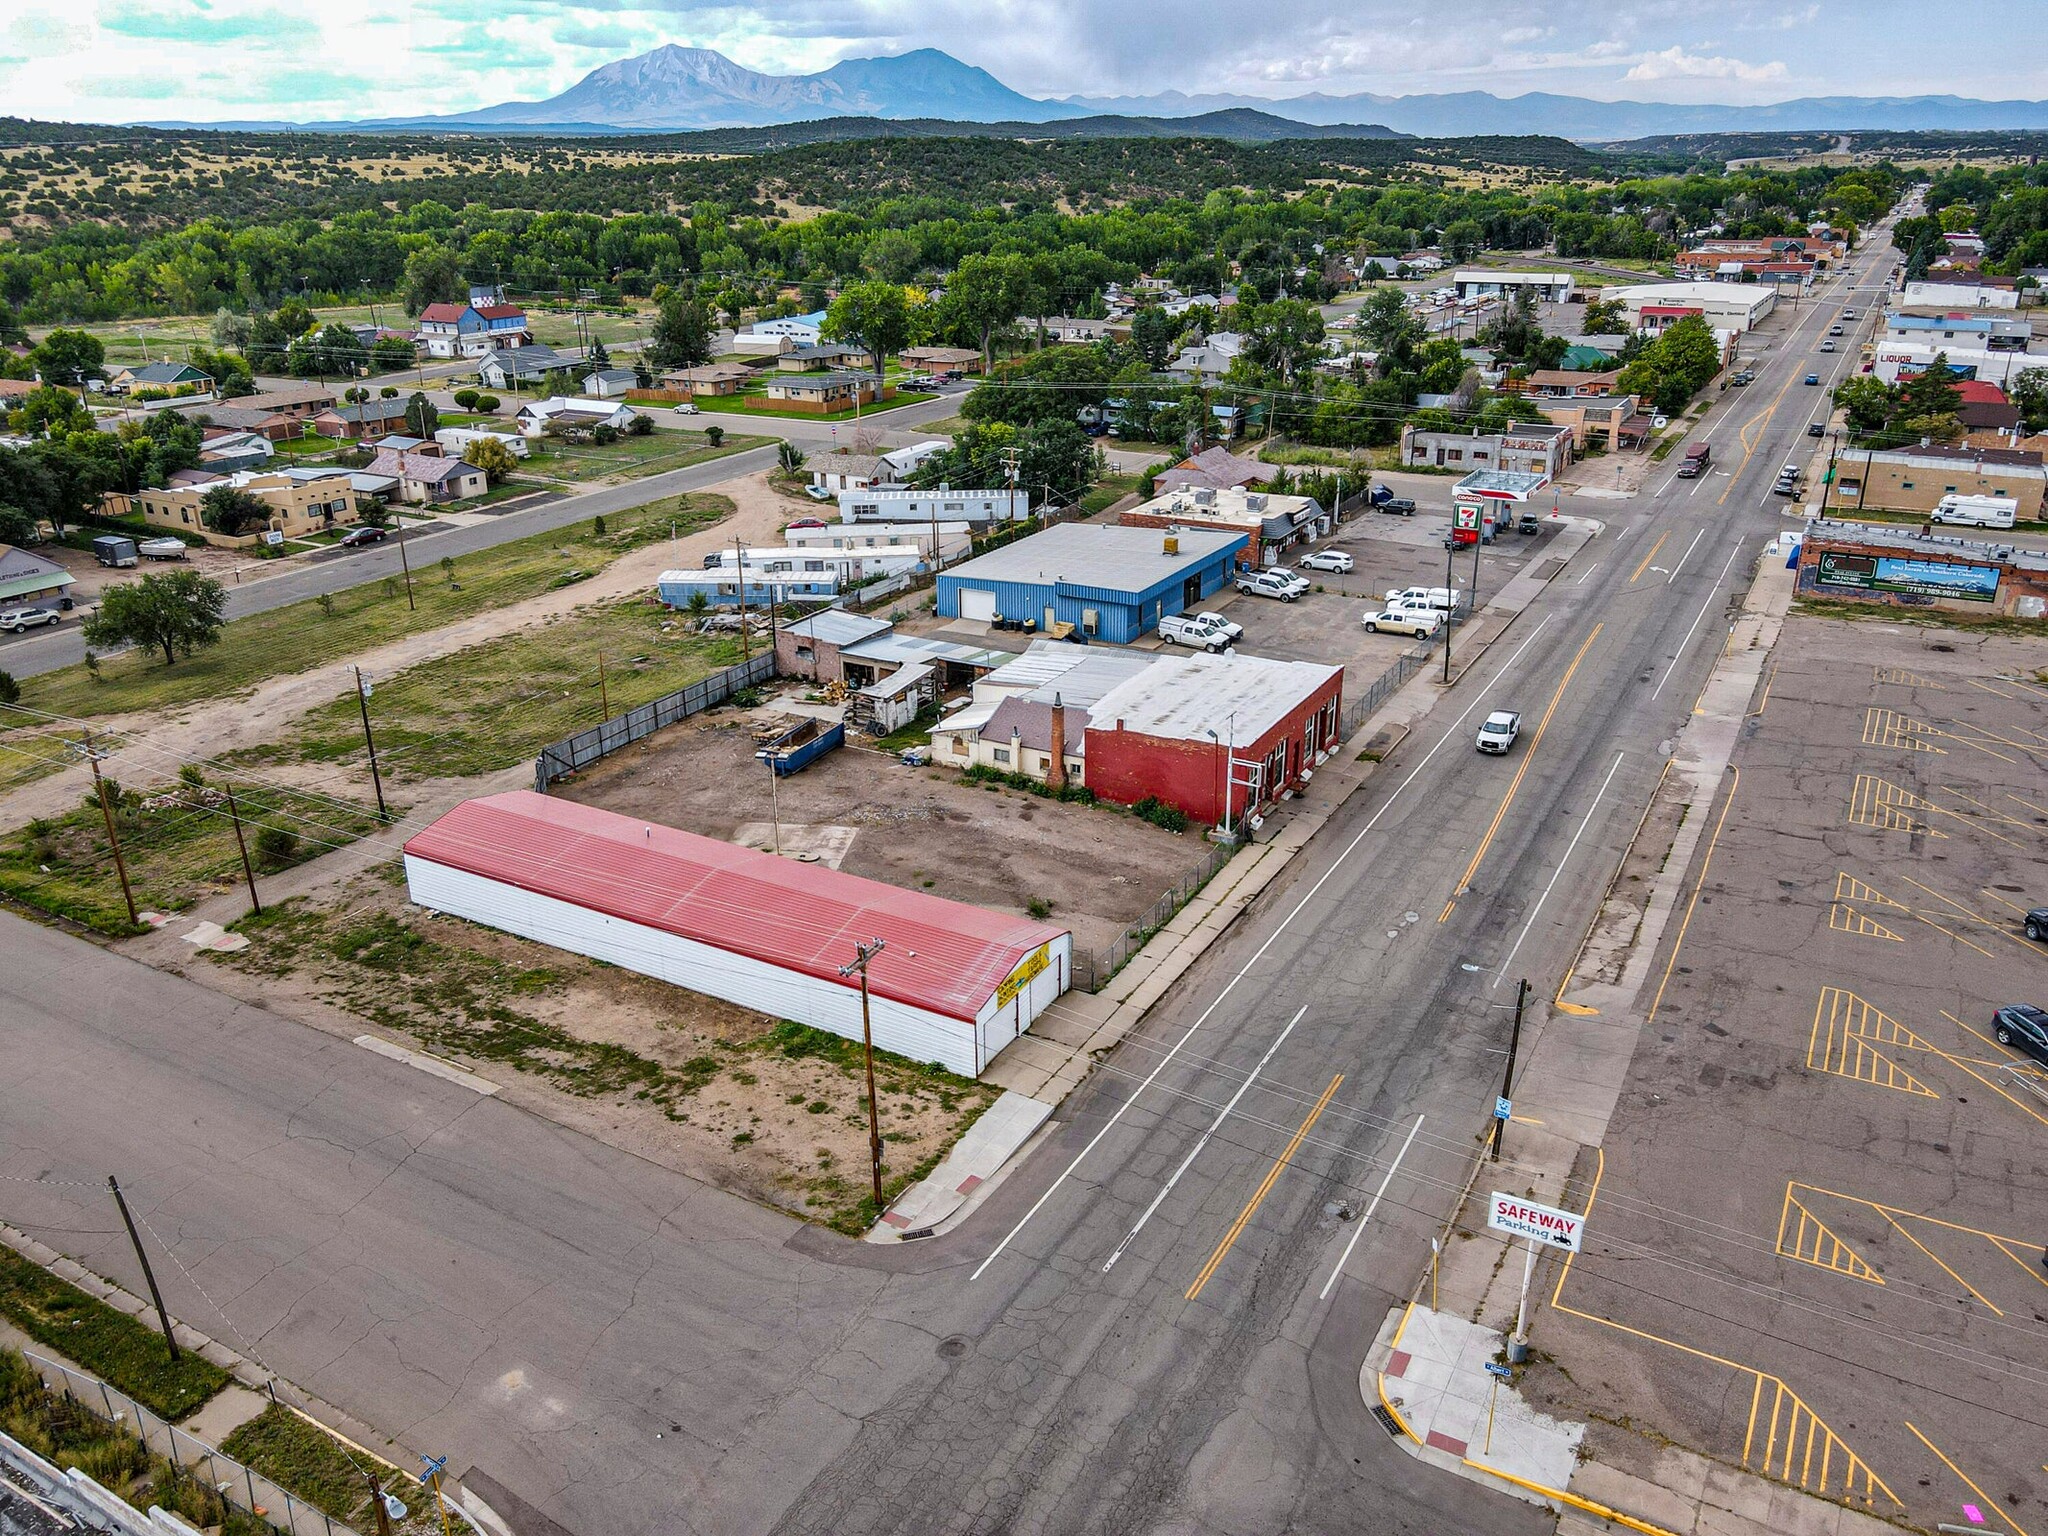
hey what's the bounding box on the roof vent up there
[1163,534,1180,556]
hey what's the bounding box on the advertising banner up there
[1815,550,1999,603]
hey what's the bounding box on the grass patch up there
[0,731,76,790]
[869,704,943,754]
[1791,594,2048,635]
[19,494,735,723]
[1074,472,1138,516]
[0,1248,227,1420]
[0,778,384,936]
[219,1404,449,1535]
[524,432,767,484]
[237,597,744,782]
[702,391,936,422]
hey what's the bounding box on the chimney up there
[1047,692,1068,791]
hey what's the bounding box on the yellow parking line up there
[1875,1210,2003,1315]
[1647,767,1739,1025]
[1186,1074,1341,1301]
[1454,623,1602,896]
[1906,1424,2035,1536]
[1628,530,1670,583]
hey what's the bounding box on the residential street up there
[0,234,1897,1536]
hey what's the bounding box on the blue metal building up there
[936,524,1246,644]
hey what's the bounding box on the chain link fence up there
[1071,839,1237,993]
[21,1350,361,1536]
[535,651,777,790]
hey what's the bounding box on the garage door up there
[958,587,997,622]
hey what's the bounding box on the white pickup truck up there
[1237,570,1305,602]
[1192,610,1244,642]
[1158,614,1231,650]
[1385,585,1460,613]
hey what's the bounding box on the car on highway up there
[1804,373,1821,385]
[1361,608,1440,637]
[1192,610,1244,643]
[1991,1005,2048,1067]
[1298,549,1353,574]
[1843,308,1858,319]
[1808,422,1826,437]
[673,402,701,415]
[803,485,834,501]
[1235,569,1302,602]
[1828,325,1845,336]
[339,526,387,547]
[1820,341,1836,352]
[2025,906,2048,942]
[1157,614,1231,650]
[1476,710,1521,755]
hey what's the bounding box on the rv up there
[1676,443,1711,478]
[1930,494,2016,530]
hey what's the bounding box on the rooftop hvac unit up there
[1192,488,1216,506]
[1245,493,1266,511]
[1163,534,1180,555]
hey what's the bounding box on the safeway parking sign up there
[1487,1193,1585,1252]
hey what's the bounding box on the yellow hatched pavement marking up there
[1907,1425,2037,1536]
[1874,666,1944,688]
[1845,775,1945,837]
[1774,1186,1882,1284]
[1806,988,1938,1096]
[1861,708,1946,753]
[1791,1181,2048,1304]
[1553,1151,1904,1513]
[1828,873,1906,942]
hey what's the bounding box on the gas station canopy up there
[1453,469,1550,502]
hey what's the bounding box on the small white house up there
[582,368,641,399]
[514,397,641,437]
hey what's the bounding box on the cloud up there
[1623,46,1789,84]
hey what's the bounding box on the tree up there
[81,570,229,667]
[1581,299,1630,336]
[1017,418,1095,504]
[402,246,465,316]
[188,345,253,397]
[0,669,17,706]
[1355,287,1420,372]
[1129,307,1179,370]
[649,287,714,370]
[776,440,807,473]
[945,253,1031,373]
[1895,357,1963,423]
[463,436,518,485]
[474,394,501,413]
[705,425,724,447]
[288,324,368,379]
[0,504,38,546]
[633,359,653,389]
[1832,375,1895,435]
[1443,219,1484,263]
[8,386,94,438]
[588,338,611,371]
[404,392,439,439]
[199,484,270,537]
[2008,366,2048,432]
[210,308,251,350]
[825,281,912,393]
[0,300,26,349]
[1242,299,1325,386]
[31,329,106,388]
[453,389,480,409]
[371,336,416,373]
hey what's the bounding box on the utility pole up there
[1000,446,1021,527]
[837,938,888,1212]
[223,779,260,916]
[393,507,416,611]
[1490,979,1528,1163]
[80,733,137,927]
[367,1471,396,1536]
[354,668,387,821]
[1441,538,1457,684]
[734,535,750,660]
[107,1177,179,1362]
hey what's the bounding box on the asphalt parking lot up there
[1528,614,2048,1535]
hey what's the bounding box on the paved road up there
[0,230,1900,1535]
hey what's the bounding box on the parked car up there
[0,606,61,633]
[1376,496,1417,517]
[1516,512,1541,535]
[1193,610,1244,643]
[1476,709,1522,755]
[785,517,826,530]
[1298,549,1353,574]
[1262,565,1310,592]
[2024,906,2048,942]
[339,526,387,547]
[1235,570,1301,602]
[803,485,834,502]
[1807,422,1826,437]
[1385,585,1458,613]
[1362,608,1440,637]
[1158,614,1231,650]
[673,402,701,416]
[1991,1005,2048,1067]
[1804,373,1821,386]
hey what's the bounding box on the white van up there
[1931,494,2016,529]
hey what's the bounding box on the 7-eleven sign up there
[1453,503,1483,532]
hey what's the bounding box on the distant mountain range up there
[137,43,2048,141]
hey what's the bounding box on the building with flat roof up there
[1401,422,1572,480]
[404,791,1070,1078]
[839,486,1026,526]
[1867,343,2038,388]
[1452,270,1576,302]
[1880,313,2032,351]
[1796,520,2048,617]
[1611,281,1776,333]
[1827,443,2045,520]
[1900,278,2018,311]
[1117,484,1329,568]
[1085,652,1344,827]
[132,469,360,547]
[937,524,1246,643]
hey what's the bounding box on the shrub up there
[177,763,204,789]
[475,393,500,412]
[1132,796,1190,833]
[628,413,654,436]
[0,669,16,706]
[1026,896,1052,920]
[705,425,725,447]
[378,385,399,399]
[452,388,479,408]
[254,824,298,868]
[592,515,607,536]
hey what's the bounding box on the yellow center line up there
[1436,897,1458,924]
[1628,529,1670,583]
[1718,303,1835,505]
[1906,1424,2035,1536]
[1185,1073,1342,1301]
[1454,623,1603,896]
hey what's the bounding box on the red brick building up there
[1083,652,1343,828]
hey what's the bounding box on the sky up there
[0,0,2026,125]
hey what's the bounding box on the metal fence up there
[22,1350,362,1536]
[535,651,777,790]
[1072,839,1238,993]
[1340,628,1444,740]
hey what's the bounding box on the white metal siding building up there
[403,792,1070,1078]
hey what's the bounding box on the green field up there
[703,390,937,423]
[524,430,770,483]
[13,494,735,724]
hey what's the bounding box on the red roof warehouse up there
[1083,652,1343,829]
[403,791,1071,1077]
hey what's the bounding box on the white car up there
[1158,614,1230,650]
[673,402,701,415]
[803,485,834,502]
[1192,610,1244,643]
[1235,570,1301,602]
[1361,608,1440,637]
[1476,710,1522,754]
[1298,549,1353,574]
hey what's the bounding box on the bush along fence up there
[20,1349,361,1536]
[534,651,777,791]
[1071,838,1237,994]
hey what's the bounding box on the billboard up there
[1815,550,1999,603]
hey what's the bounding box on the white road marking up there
[1667,526,1707,585]
[1575,561,1601,585]
[968,617,1559,1281]
[1650,537,1746,701]
[1317,1114,1427,1300]
[1099,1004,1307,1273]
[1492,751,1627,987]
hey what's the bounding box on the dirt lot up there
[207,867,999,1233]
[552,694,1217,958]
